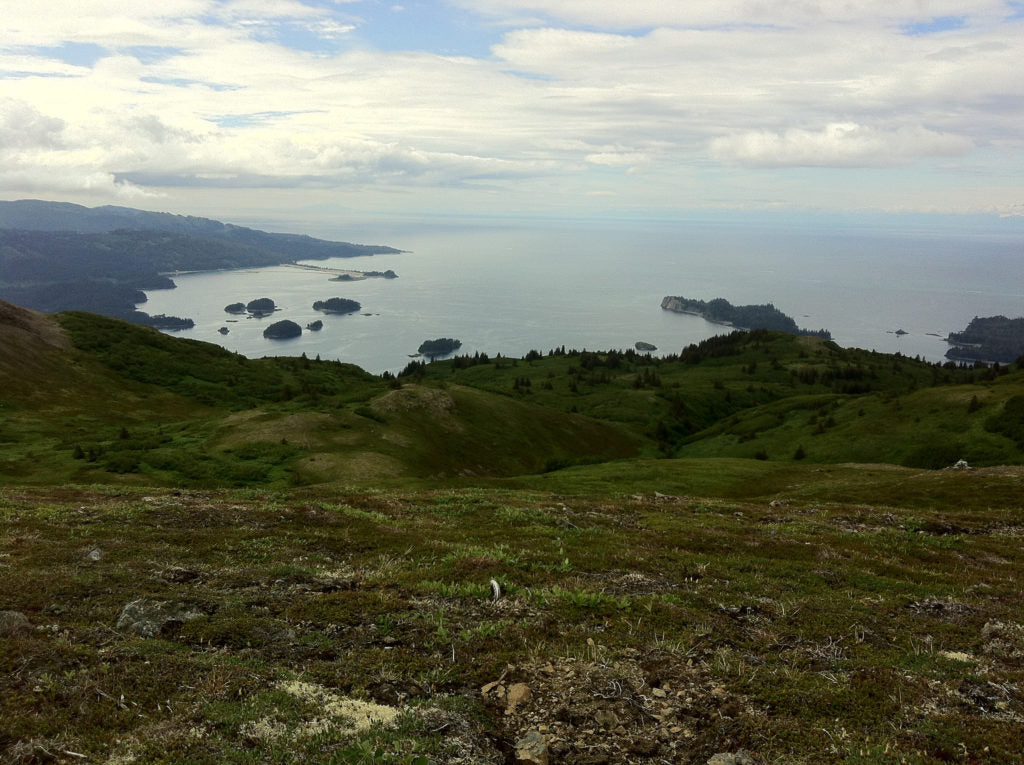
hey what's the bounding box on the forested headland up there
[0,200,398,327]
[946,315,1024,364]
[662,295,831,338]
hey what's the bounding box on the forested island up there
[0,200,399,327]
[946,315,1024,363]
[662,296,831,339]
[246,298,277,317]
[418,338,462,356]
[313,297,361,314]
[331,270,397,281]
[262,319,302,339]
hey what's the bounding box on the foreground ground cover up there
[2,478,1022,763]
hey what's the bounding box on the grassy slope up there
[5,311,1024,487]
[0,309,641,486]
[1,483,1021,763]
[3,308,1024,762]
[426,332,1024,470]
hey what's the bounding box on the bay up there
[139,219,1024,374]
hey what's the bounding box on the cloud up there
[585,151,650,168]
[0,99,66,149]
[710,123,974,167]
[1,0,1022,215]
[453,0,1012,29]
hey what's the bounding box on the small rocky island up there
[635,341,657,352]
[331,269,397,281]
[246,297,277,317]
[418,338,462,356]
[946,315,1024,363]
[306,319,323,331]
[263,319,302,339]
[223,297,278,317]
[312,297,361,314]
[661,296,831,339]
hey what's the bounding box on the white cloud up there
[585,151,650,168]
[0,99,66,150]
[1,0,1022,215]
[709,123,973,167]
[453,0,1013,28]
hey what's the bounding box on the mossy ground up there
[2,479,1022,763]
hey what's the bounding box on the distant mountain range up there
[0,200,400,326]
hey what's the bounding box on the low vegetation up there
[2,477,1022,763]
[2,302,1024,762]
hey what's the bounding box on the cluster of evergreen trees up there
[313,297,361,314]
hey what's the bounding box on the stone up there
[708,751,757,765]
[594,708,619,729]
[0,610,31,637]
[506,682,532,714]
[115,599,204,637]
[515,731,548,765]
[84,548,103,561]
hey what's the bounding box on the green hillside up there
[1,301,1023,763]
[0,305,639,487]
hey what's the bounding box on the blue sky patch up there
[209,111,321,128]
[902,16,967,35]
[141,76,238,91]
[124,46,184,65]
[347,1,500,57]
[25,42,106,67]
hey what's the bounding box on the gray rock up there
[515,731,548,765]
[85,548,103,561]
[0,610,31,637]
[708,752,757,765]
[115,599,204,637]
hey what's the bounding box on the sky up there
[2,0,1024,227]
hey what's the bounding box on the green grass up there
[1,483,1021,763]
[3,309,1024,761]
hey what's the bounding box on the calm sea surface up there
[140,220,1024,374]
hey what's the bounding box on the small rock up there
[515,730,548,765]
[505,682,531,715]
[594,708,618,729]
[85,548,103,562]
[161,566,200,583]
[708,751,757,765]
[629,737,660,756]
[115,599,204,637]
[0,610,31,637]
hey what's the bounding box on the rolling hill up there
[1,301,1023,763]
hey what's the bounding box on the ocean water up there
[139,219,1024,374]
